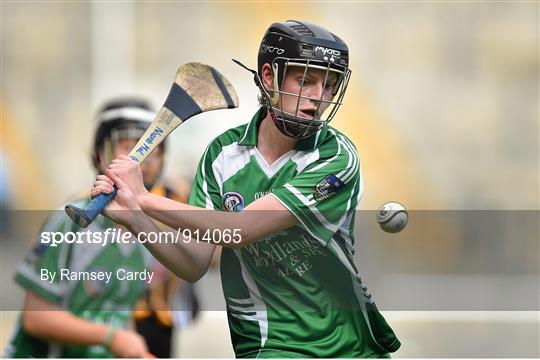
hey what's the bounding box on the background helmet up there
[92,97,158,170]
[257,20,352,139]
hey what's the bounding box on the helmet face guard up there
[95,106,156,167]
[92,100,164,188]
[101,120,151,166]
[96,116,165,190]
[261,57,351,139]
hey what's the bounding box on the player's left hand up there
[107,155,149,205]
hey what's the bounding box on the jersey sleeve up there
[188,140,223,210]
[14,211,76,304]
[271,134,362,245]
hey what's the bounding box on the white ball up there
[376,202,408,233]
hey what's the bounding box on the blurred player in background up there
[4,97,196,358]
[94,98,201,358]
[92,20,400,357]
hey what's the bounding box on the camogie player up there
[92,20,401,357]
[5,98,195,358]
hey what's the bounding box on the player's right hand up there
[91,173,141,227]
[108,329,148,358]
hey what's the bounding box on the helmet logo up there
[314,46,341,58]
[260,44,285,55]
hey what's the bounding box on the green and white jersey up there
[189,109,401,358]
[4,197,148,358]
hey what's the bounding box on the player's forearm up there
[138,193,295,248]
[23,306,109,346]
[139,192,248,248]
[126,211,212,282]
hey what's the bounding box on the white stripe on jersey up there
[336,133,360,183]
[283,183,340,235]
[233,249,269,348]
[212,142,251,194]
[304,130,358,203]
[290,149,320,174]
[227,297,255,305]
[306,134,342,174]
[230,313,260,322]
[238,122,251,144]
[329,241,383,353]
[336,161,364,252]
[200,145,215,210]
[269,193,328,247]
[228,304,257,314]
[329,239,373,303]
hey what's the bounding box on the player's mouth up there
[298,108,318,119]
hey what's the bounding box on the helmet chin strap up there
[232,59,278,105]
[232,59,266,94]
[232,58,281,124]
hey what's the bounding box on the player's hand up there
[108,328,148,358]
[107,155,149,205]
[91,173,141,227]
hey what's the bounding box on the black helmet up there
[254,20,352,139]
[258,20,349,81]
[92,97,157,169]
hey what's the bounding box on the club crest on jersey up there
[311,174,345,202]
[222,192,244,212]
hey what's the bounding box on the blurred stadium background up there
[1,2,538,357]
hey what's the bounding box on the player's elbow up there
[172,263,209,283]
